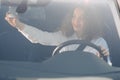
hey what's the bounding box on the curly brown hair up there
[60,4,105,41]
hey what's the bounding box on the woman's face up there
[72,8,84,33]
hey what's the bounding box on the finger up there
[95,52,101,57]
[5,13,11,18]
[12,19,17,26]
[5,18,16,27]
[5,17,8,21]
[99,46,107,53]
[100,46,106,51]
[5,15,11,21]
[99,46,109,56]
[5,14,9,20]
[103,50,109,56]
[6,13,16,19]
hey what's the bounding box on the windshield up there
[1,0,120,80]
[0,0,120,66]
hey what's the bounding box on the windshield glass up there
[0,0,120,66]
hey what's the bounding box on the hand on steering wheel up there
[52,39,110,64]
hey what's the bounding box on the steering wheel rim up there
[52,39,112,65]
[52,39,103,56]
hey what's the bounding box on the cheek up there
[72,19,78,31]
[72,18,77,27]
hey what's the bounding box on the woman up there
[5,4,112,65]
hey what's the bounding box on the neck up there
[74,30,83,38]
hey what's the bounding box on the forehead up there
[73,8,84,17]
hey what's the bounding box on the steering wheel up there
[52,39,104,57]
[52,40,111,64]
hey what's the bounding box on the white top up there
[18,23,108,48]
[18,24,78,46]
[18,23,112,65]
